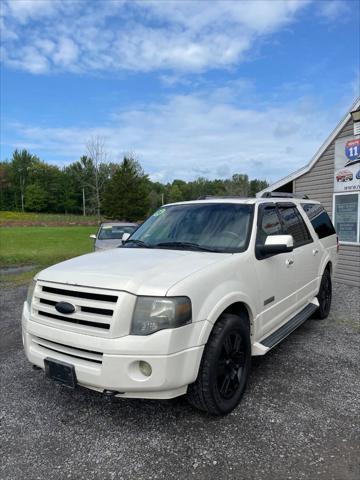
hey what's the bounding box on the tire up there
[187,313,251,415]
[315,269,332,319]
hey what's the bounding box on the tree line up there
[0,142,268,222]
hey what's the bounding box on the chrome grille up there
[32,281,120,336]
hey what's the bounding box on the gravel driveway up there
[0,283,359,480]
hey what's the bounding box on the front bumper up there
[22,302,208,399]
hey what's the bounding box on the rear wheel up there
[187,313,251,415]
[316,269,332,319]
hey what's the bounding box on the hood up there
[38,247,229,296]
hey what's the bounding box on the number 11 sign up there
[345,138,360,166]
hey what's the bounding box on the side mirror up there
[257,235,294,258]
[89,234,97,240]
[122,232,131,243]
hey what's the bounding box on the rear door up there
[301,202,337,269]
[277,203,320,306]
[254,203,298,338]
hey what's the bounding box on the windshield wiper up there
[123,239,152,248]
[154,241,220,252]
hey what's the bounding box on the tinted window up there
[278,205,312,247]
[302,203,336,239]
[257,205,283,245]
[127,203,254,253]
[98,225,136,240]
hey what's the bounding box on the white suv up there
[22,195,338,415]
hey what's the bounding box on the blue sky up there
[1,0,359,183]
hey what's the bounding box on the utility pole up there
[161,193,164,205]
[82,187,86,216]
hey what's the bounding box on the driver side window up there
[257,205,283,246]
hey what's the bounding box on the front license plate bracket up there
[44,358,77,389]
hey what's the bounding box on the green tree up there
[168,183,184,203]
[225,174,249,196]
[102,157,150,221]
[24,184,47,212]
[148,189,161,214]
[10,149,40,211]
[28,162,64,212]
[0,162,13,210]
[249,179,269,197]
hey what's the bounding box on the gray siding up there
[294,118,360,288]
[294,118,354,214]
[335,244,360,287]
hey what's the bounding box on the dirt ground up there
[0,282,359,480]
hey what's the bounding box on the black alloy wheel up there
[187,313,251,415]
[217,331,246,400]
[316,269,332,319]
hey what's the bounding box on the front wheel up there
[316,269,332,319]
[187,313,251,415]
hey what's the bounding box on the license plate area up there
[44,358,77,389]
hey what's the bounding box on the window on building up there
[301,203,336,239]
[333,193,360,244]
[277,205,313,247]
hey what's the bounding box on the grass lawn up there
[0,211,99,227]
[0,226,96,285]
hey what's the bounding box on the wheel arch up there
[324,260,332,276]
[200,298,256,346]
[222,302,252,333]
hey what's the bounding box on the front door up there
[254,203,298,339]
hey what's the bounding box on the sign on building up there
[334,136,360,193]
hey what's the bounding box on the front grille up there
[32,282,120,334]
[38,310,110,329]
[39,298,113,316]
[42,286,118,303]
[32,335,103,364]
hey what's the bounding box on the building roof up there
[257,97,360,197]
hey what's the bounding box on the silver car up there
[90,222,138,251]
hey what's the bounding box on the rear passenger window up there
[301,203,336,239]
[257,205,282,245]
[278,205,313,247]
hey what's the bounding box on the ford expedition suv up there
[22,195,337,415]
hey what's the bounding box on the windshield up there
[98,225,136,240]
[125,203,254,253]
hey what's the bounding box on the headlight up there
[26,279,37,308]
[131,296,192,335]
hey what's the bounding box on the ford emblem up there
[55,301,75,315]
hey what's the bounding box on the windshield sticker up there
[153,208,166,217]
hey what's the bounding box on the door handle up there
[313,249,319,255]
[286,258,294,266]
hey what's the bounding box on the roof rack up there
[260,192,309,199]
[197,195,248,200]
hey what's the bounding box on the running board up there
[260,302,318,349]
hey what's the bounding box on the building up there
[258,98,360,287]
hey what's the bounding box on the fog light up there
[139,361,152,377]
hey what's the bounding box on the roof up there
[100,222,138,226]
[257,97,360,197]
[164,196,319,207]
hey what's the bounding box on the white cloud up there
[0,0,311,74]
[53,37,79,67]
[4,0,57,23]
[5,87,344,183]
[2,45,50,73]
[317,0,349,21]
